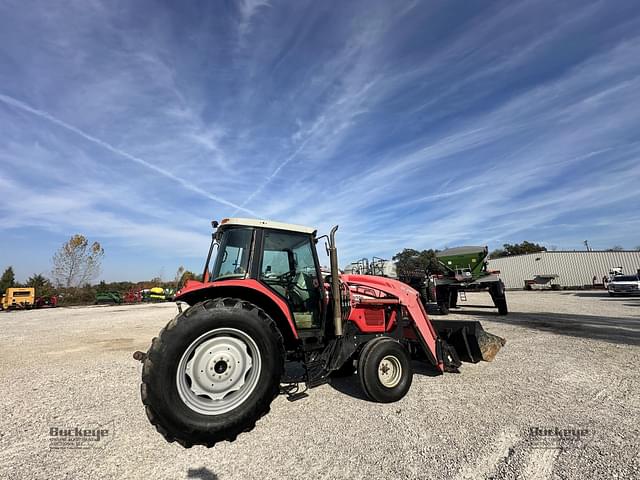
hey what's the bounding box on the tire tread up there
[140,297,284,447]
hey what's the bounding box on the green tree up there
[174,266,185,287]
[52,234,105,288]
[178,270,198,288]
[393,248,442,277]
[0,266,15,292]
[490,241,547,258]
[26,273,54,297]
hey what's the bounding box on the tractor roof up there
[220,218,316,235]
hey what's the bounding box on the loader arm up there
[341,274,444,371]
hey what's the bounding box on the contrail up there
[0,93,256,215]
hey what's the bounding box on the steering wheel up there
[274,270,296,285]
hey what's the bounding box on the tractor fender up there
[175,279,299,348]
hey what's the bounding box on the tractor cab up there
[179,218,332,341]
[218,218,323,328]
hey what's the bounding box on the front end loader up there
[136,218,505,448]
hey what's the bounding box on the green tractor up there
[427,246,508,315]
[95,291,123,304]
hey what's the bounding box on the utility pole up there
[583,240,591,252]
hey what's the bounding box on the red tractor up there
[137,218,505,448]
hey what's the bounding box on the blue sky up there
[1,0,640,282]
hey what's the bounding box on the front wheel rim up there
[378,355,402,388]
[176,328,262,415]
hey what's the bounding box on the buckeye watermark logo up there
[527,425,594,449]
[49,421,114,450]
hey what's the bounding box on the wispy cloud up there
[0,93,255,215]
[237,0,271,37]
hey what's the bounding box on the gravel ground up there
[1,291,639,480]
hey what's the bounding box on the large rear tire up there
[140,298,284,448]
[358,338,412,403]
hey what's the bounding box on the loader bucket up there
[430,320,506,363]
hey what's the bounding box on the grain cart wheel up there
[496,297,508,315]
[491,281,509,315]
[436,286,450,315]
[449,289,459,308]
[140,298,284,448]
[358,338,412,403]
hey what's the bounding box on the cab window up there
[212,228,253,280]
[260,231,321,329]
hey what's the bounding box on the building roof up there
[491,250,640,259]
[219,217,316,235]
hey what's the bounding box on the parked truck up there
[1,287,35,310]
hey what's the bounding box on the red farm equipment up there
[136,218,505,448]
[123,288,143,304]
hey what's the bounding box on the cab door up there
[257,230,325,331]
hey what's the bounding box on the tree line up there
[5,234,638,304]
[1,234,201,305]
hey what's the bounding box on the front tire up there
[140,298,284,448]
[358,338,413,403]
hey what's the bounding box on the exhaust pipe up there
[328,225,343,337]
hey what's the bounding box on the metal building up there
[487,251,640,289]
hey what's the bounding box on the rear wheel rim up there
[378,355,402,388]
[176,328,262,415]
